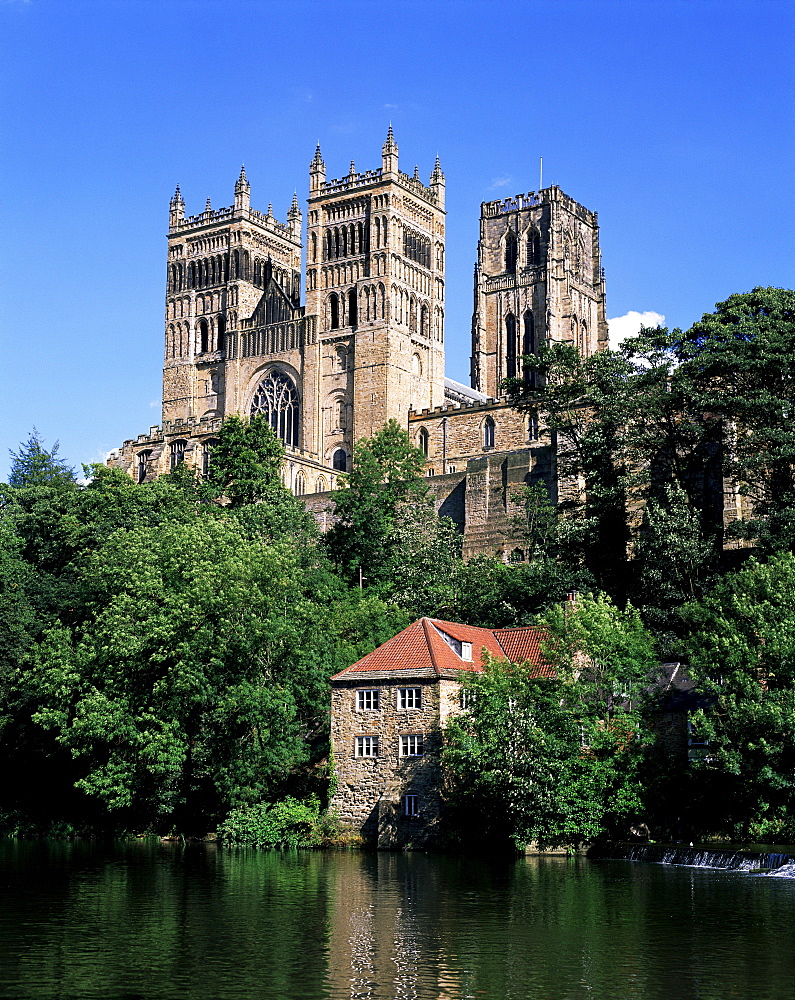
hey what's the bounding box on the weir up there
[590,843,795,874]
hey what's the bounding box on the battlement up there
[170,203,294,238]
[408,395,519,420]
[482,185,596,225]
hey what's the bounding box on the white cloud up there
[608,310,665,349]
[488,175,513,190]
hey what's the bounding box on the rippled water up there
[1,840,794,999]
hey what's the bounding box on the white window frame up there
[356,688,380,711]
[399,734,424,757]
[355,735,379,758]
[403,794,420,817]
[398,687,422,710]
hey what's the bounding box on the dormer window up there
[461,641,472,661]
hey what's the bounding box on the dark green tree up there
[443,657,647,850]
[682,552,795,841]
[7,430,76,488]
[207,414,286,506]
[326,419,428,588]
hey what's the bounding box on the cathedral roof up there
[331,617,552,681]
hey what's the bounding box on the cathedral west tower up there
[305,128,447,466]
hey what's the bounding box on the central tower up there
[305,129,446,467]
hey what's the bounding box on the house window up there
[398,687,422,710]
[399,735,424,757]
[483,417,495,449]
[356,689,380,711]
[461,641,472,661]
[355,736,379,758]
[418,427,429,456]
[403,795,420,817]
[460,689,474,710]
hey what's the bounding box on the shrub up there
[218,796,338,849]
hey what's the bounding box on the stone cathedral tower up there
[470,186,608,397]
[163,167,302,429]
[305,128,447,459]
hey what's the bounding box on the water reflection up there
[1,842,795,999]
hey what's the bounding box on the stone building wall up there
[329,674,463,847]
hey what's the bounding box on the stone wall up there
[329,675,462,847]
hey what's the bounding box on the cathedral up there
[112,129,608,557]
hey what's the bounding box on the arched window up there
[335,346,348,371]
[170,440,186,470]
[420,303,429,337]
[335,397,347,429]
[505,313,518,379]
[347,288,357,327]
[528,412,540,441]
[136,450,151,484]
[412,353,422,378]
[250,369,300,447]
[198,318,209,354]
[311,232,317,262]
[333,449,347,472]
[483,416,495,449]
[509,547,526,564]
[418,428,429,457]
[294,473,306,497]
[217,314,226,351]
[329,293,339,330]
[505,232,518,274]
[527,229,541,266]
[316,476,327,493]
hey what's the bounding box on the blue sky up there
[1,0,793,480]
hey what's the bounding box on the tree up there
[443,656,647,850]
[540,593,659,724]
[207,414,286,507]
[7,430,76,488]
[503,345,635,599]
[631,481,715,651]
[682,552,795,841]
[326,419,428,587]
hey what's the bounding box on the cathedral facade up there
[111,130,608,557]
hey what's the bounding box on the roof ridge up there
[422,617,444,675]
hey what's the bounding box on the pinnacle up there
[239,164,247,182]
[290,190,299,212]
[413,164,420,180]
[267,202,273,217]
[205,197,212,211]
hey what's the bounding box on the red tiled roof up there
[331,617,552,680]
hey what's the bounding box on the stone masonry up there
[110,130,610,558]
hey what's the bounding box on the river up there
[1,840,794,999]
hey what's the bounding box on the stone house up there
[329,616,552,849]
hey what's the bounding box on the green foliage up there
[218,796,337,848]
[443,658,646,850]
[207,414,287,507]
[681,552,795,840]
[7,430,76,488]
[326,419,429,587]
[540,593,659,721]
[448,555,589,628]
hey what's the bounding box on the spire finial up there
[291,190,299,211]
[267,202,273,217]
[382,123,398,155]
[413,164,420,181]
[205,197,212,212]
[239,164,247,182]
